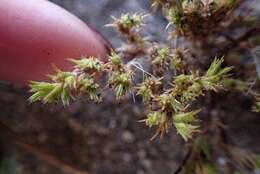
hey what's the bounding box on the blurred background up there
[0,1,260,174]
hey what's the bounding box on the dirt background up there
[0,1,260,174]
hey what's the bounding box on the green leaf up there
[109,72,132,98]
[174,122,199,141]
[109,51,122,66]
[43,84,63,104]
[222,78,250,92]
[78,76,101,102]
[146,111,162,127]
[29,81,56,93]
[181,82,203,102]
[116,13,145,29]
[137,84,153,103]
[152,47,170,65]
[61,88,71,106]
[174,74,193,86]
[167,8,183,28]
[70,57,103,71]
[206,57,232,78]
[29,92,44,103]
[64,75,77,89]
[173,109,201,124]
[29,82,58,103]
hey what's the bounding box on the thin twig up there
[172,147,192,174]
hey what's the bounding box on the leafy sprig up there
[29,13,233,141]
[29,54,231,140]
[29,58,102,106]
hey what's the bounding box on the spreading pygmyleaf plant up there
[29,0,260,174]
[30,53,231,140]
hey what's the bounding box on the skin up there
[0,0,110,85]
